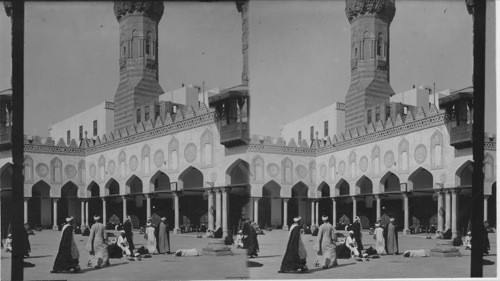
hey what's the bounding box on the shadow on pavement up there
[26,255,53,259]
[483,259,495,265]
[79,261,128,273]
[249,255,281,259]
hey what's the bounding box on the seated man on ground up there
[117,230,132,257]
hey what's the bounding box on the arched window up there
[119,150,126,178]
[168,137,179,172]
[252,155,264,182]
[24,156,34,183]
[431,130,443,168]
[146,32,152,56]
[281,157,293,184]
[309,160,316,184]
[201,129,213,167]
[349,151,356,178]
[372,145,380,175]
[377,33,384,57]
[98,155,106,181]
[142,144,150,175]
[78,160,86,185]
[329,156,336,181]
[363,31,371,60]
[50,157,62,184]
[132,30,139,58]
[398,138,409,172]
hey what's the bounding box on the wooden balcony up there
[449,124,473,149]
[220,122,249,147]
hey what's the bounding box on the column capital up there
[331,197,337,202]
[283,198,290,202]
[220,186,231,193]
[172,191,182,196]
[451,188,460,195]
[24,197,30,202]
[253,196,261,201]
[52,198,59,202]
[484,195,490,200]
[351,195,358,200]
[401,191,410,198]
[101,197,106,201]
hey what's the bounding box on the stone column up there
[253,197,260,224]
[102,198,107,224]
[207,190,215,231]
[85,200,89,226]
[215,189,222,229]
[445,190,451,230]
[451,189,458,238]
[311,200,315,226]
[283,198,289,230]
[80,200,85,227]
[52,199,58,229]
[122,196,127,223]
[403,192,410,234]
[222,188,229,237]
[146,194,151,220]
[173,192,181,234]
[484,195,489,222]
[332,198,337,226]
[437,190,444,232]
[352,196,357,222]
[315,200,319,225]
[375,195,381,220]
[24,198,29,224]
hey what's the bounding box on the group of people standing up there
[51,214,171,274]
[279,215,400,273]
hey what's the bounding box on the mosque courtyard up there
[1,230,248,280]
[1,228,496,280]
[248,229,497,279]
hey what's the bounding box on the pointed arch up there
[178,166,204,190]
[431,130,444,168]
[126,174,143,194]
[408,167,433,190]
[371,145,381,175]
[105,178,120,196]
[380,171,400,193]
[262,180,281,198]
[398,138,409,172]
[356,176,373,195]
[484,153,495,180]
[336,178,350,196]
[455,160,473,187]
[150,170,170,192]
[329,155,336,181]
[168,137,179,172]
[50,157,63,184]
[281,157,293,184]
[32,179,51,197]
[291,181,309,198]
[61,181,79,198]
[0,163,13,190]
[226,159,250,186]
[317,181,330,198]
[87,181,100,198]
[251,155,264,183]
[24,156,34,183]
[201,129,214,167]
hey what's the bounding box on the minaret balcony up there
[220,122,249,147]
[449,124,473,149]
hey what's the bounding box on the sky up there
[250,0,496,136]
[0,1,496,137]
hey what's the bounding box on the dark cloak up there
[155,221,171,253]
[123,220,134,251]
[52,225,78,272]
[247,223,259,256]
[279,226,306,272]
[24,227,31,256]
[241,222,251,249]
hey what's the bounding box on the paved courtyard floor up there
[1,230,247,280]
[248,229,497,279]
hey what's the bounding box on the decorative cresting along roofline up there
[113,1,164,22]
[24,105,216,156]
[249,104,459,156]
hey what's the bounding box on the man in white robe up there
[314,215,338,269]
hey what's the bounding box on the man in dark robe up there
[123,215,134,255]
[246,219,259,258]
[482,221,490,255]
[279,217,308,273]
[347,216,363,255]
[241,218,251,249]
[23,223,31,258]
[386,218,399,255]
[51,217,80,273]
[155,217,171,254]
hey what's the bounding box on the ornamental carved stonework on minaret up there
[113,1,165,131]
[344,0,396,132]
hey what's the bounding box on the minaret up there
[113,1,165,131]
[344,0,396,131]
[236,0,249,86]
